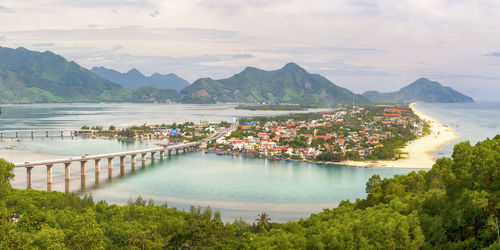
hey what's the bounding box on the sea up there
[0,102,498,222]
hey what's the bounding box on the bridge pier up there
[16,132,18,138]
[120,156,125,176]
[15,140,208,192]
[31,131,34,138]
[64,163,71,193]
[80,161,87,190]
[141,153,147,166]
[107,158,113,179]
[46,131,49,137]
[46,164,53,191]
[61,131,64,137]
[95,159,101,183]
[131,155,137,170]
[26,167,33,189]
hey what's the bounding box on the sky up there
[1,0,499,100]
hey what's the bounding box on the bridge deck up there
[14,141,201,168]
[12,127,229,168]
[0,129,85,133]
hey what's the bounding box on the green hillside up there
[181,63,370,104]
[0,47,131,103]
[130,86,181,103]
[363,78,474,103]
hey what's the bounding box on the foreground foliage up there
[0,136,498,249]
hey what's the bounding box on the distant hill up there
[0,46,130,103]
[181,62,370,104]
[91,66,189,91]
[363,78,474,103]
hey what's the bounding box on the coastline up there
[338,102,459,169]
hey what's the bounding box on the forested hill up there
[181,62,370,104]
[363,78,474,103]
[0,136,498,248]
[91,66,189,92]
[0,46,130,103]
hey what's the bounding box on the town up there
[75,104,426,163]
[207,105,426,163]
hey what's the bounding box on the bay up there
[5,102,496,222]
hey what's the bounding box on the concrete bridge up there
[12,128,229,192]
[0,129,90,138]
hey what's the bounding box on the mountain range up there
[0,46,474,104]
[0,47,129,103]
[181,62,370,104]
[91,67,189,92]
[363,78,474,103]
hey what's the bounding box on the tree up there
[0,158,14,200]
[109,125,116,131]
[366,174,381,193]
[256,212,271,231]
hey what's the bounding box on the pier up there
[0,129,90,138]
[12,128,229,192]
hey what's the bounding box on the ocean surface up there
[1,102,498,222]
[414,101,500,157]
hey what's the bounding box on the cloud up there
[32,42,55,47]
[1,0,500,99]
[51,0,156,8]
[426,73,499,81]
[232,53,253,59]
[308,60,393,77]
[149,10,159,17]
[486,52,500,57]
[3,26,239,42]
[0,5,13,13]
[196,0,284,10]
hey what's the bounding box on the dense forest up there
[0,136,498,249]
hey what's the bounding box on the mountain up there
[181,62,370,104]
[131,86,181,103]
[91,66,189,91]
[362,78,474,103]
[0,46,130,103]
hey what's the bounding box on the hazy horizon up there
[1,0,500,100]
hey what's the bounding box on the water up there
[0,103,329,130]
[6,137,412,222]
[414,102,500,157]
[3,102,497,222]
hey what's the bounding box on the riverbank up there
[339,102,459,169]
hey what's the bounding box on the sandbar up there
[339,102,459,169]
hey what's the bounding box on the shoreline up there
[207,102,460,169]
[338,102,459,169]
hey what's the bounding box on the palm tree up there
[255,212,271,231]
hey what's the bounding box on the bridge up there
[12,128,230,193]
[0,129,90,138]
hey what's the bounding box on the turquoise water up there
[88,152,412,221]
[4,102,497,222]
[415,102,500,157]
[7,136,413,222]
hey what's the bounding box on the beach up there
[340,102,460,169]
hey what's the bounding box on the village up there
[207,105,425,162]
[74,104,425,163]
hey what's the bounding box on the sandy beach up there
[339,102,459,169]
